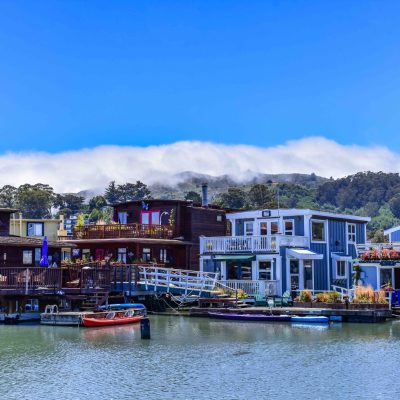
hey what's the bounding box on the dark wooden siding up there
[0,211,11,236]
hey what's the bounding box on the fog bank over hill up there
[0,137,399,192]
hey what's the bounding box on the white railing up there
[138,265,219,295]
[200,235,309,254]
[215,280,278,296]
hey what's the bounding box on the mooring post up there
[140,317,151,339]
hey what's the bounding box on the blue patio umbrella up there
[40,236,49,267]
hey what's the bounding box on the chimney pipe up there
[201,183,208,208]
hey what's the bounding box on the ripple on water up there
[0,318,400,400]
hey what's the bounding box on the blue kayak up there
[291,316,329,324]
[99,303,146,310]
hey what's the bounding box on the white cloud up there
[0,136,399,192]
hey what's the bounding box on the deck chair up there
[274,290,293,307]
[253,294,267,306]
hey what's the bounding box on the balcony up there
[70,223,175,240]
[356,242,400,263]
[200,235,309,255]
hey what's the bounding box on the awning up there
[331,253,353,262]
[213,255,256,261]
[286,248,323,260]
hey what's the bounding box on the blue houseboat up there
[200,209,370,296]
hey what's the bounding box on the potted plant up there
[293,289,312,308]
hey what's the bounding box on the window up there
[118,248,127,263]
[23,250,33,265]
[311,220,326,242]
[271,221,279,234]
[336,261,347,278]
[160,249,168,263]
[141,211,160,225]
[34,248,41,265]
[244,221,253,236]
[142,248,151,262]
[260,222,268,235]
[118,212,128,224]
[284,220,294,236]
[258,261,272,280]
[347,223,356,243]
[27,222,43,237]
[216,214,223,222]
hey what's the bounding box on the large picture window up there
[311,220,326,242]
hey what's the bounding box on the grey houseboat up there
[200,208,370,296]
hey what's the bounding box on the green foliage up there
[15,183,55,218]
[217,187,247,209]
[184,191,202,202]
[0,185,17,208]
[389,195,400,218]
[54,193,85,216]
[247,184,277,209]
[89,195,107,211]
[104,180,152,204]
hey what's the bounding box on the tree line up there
[2,172,400,238]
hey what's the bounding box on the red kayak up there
[82,310,143,327]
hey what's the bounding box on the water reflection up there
[0,317,400,399]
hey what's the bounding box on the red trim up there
[140,210,161,225]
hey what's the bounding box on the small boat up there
[208,312,291,322]
[81,310,143,327]
[291,316,329,324]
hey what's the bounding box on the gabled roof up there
[0,208,18,214]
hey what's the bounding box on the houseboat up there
[200,208,370,296]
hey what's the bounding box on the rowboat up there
[291,316,329,324]
[208,312,291,322]
[81,310,143,327]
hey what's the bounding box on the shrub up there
[315,291,341,303]
[353,285,375,304]
[377,289,388,304]
[299,289,312,302]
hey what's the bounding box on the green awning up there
[213,255,256,261]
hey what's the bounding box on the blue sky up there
[1,1,400,154]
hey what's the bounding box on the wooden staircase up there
[81,291,109,310]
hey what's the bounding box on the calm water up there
[0,317,399,400]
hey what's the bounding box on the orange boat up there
[81,310,143,327]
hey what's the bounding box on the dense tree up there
[117,181,152,202]
[184,191,202,203]
[218,187,247,209]
[0,185,17,208]
[104,181,120,204]
[89,195,107,212]
[247,184,276,209]
[389,195,400,219]
[15,183,55,218]
[54,194,85,215]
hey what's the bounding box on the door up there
[95,249,105,261]
[259,220,279,236]
[395,268,400,290]
[290,259,300,293]
[303,260,313,290]
[380,268,393,289]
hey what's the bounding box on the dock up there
[189,306,393,323]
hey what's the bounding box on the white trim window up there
[311,219,326,242]
[258,261,272,280]
[244,221,254,236]
[284,219,294,236]
[347,223,356,244]
[27,222,44,237]
[336,260,347,279]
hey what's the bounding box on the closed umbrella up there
[40,236,49,267]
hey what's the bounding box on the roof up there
[0,208,18,214]
[0,236,76,248]
[113,199,227,211]
[227,208,371,222]
[286,248,324,260]
[384,226,400,235]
